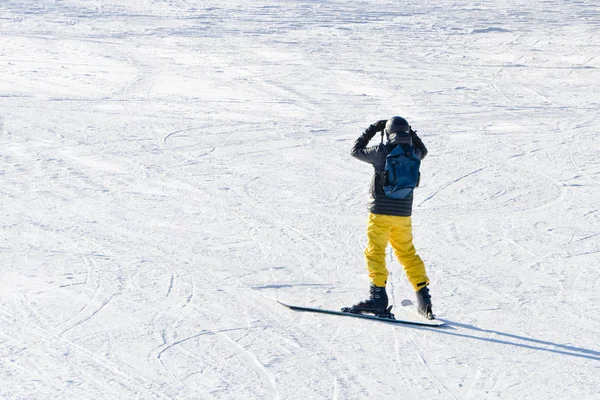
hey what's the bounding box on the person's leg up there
[340,213,390,314]
[388,216,429,291]
[365,213,391,287]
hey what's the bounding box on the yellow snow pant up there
[365,213,429,290]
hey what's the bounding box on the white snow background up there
[1,0,599,399]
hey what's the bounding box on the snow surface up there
[1,0,599,399]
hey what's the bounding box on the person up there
[341,116,435,319]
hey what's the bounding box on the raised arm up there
[351,120,387,163]
[410,129,428,159]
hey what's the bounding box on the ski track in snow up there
[1,0,600,399]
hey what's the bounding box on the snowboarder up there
[342,116,435,320]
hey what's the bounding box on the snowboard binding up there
[342,305,395,320]
[375,305,395,320]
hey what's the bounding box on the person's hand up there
[364,119,388,138]
[373,120,387,132]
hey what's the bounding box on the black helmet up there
[384,116,411,144]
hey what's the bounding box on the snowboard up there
[278,301,444,327]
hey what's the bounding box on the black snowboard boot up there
[416,286,435,320]
[341,284,388,315]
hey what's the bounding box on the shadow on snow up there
[428,320,600,362]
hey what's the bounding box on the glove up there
[373,119,387,132]
[364,119,388,139]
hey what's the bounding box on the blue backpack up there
[382,144,421,199]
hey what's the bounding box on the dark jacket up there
[351,128,428,216]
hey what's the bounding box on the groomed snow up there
[1,1,599,399]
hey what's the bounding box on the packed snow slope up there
[1,1,599,399]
